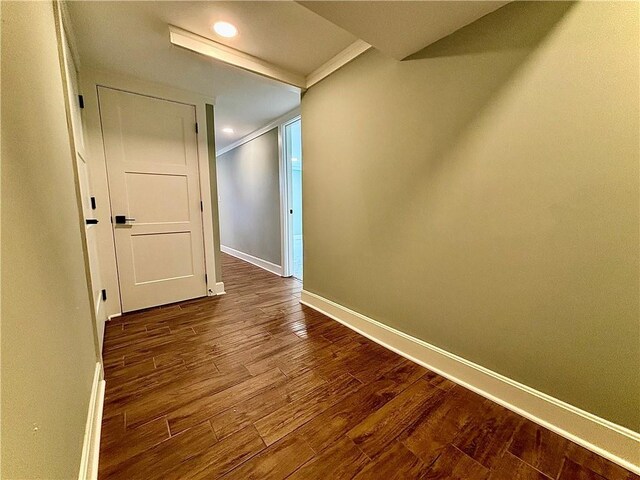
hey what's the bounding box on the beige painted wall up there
[206,104,223,282]
[1,1,98,477]
[217,129,282,266]
[302,1,639,430]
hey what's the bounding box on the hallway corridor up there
[98,254,638,479]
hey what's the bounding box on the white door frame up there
[55,3,105,356]
[81,70,220,316]
[279,115,302,278]
[98,87,209,312]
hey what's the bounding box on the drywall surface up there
[217,129,282,266]
[302,1,639,430]
[1,1,98,477]
[206,104,223,282]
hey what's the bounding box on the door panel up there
[125,173,190,223]
[98,87,206,312]
[131,232,196,284]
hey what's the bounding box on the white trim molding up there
[221,245,283,276]
[300,290,640,475]
[217,108,301,156]
[306,40,371,87]
[169,25,306,89]
[278,122,291,278]
[169,26,370,91]
[59,1,82,70]
[78,363,106,480]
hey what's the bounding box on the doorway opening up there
[284,118,303,280]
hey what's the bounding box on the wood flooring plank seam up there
[97,253,640,480]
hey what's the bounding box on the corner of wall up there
[205,103,223,284]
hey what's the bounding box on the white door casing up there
[98,87,207,312]
[60,22,108,351]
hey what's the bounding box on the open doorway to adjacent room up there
[215,105,303,283]
[214,101,301,281]
[284,118,303,280]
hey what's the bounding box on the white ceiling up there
[299,1,510,60]
[161,1,357,76]
[66,1,356,150]
[67,1,512,151]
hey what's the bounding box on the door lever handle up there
[115,215,136,224]
[85,218,99,225]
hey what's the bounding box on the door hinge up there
[101,289,107,301]
[205,274,208,283]
[200,200,203,212]
[78,95,84,109]
[90,196,97,210]
[195,122,199,134]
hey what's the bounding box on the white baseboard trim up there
[300,290,640,475]
[78,363,106,480]
[215,281,226,295]
[221,245,283,276]
[107,313,121,321]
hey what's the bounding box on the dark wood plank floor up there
[99,253,638,480]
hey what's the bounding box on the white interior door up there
[60,23,107,351]
[98,87,207,312]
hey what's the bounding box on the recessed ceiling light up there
[213,21,237,38]
[222,127,234,134]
